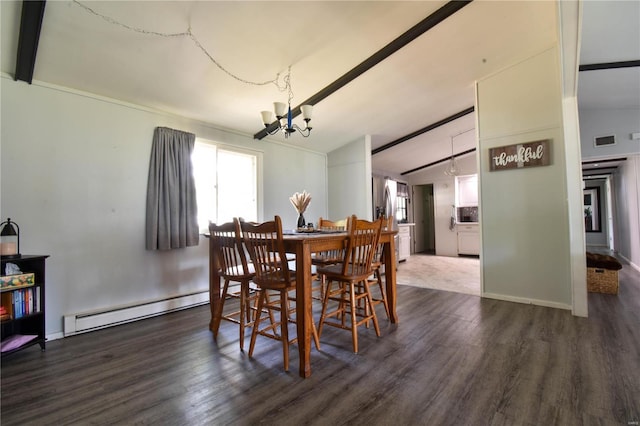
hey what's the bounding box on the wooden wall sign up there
[489,139,551,171]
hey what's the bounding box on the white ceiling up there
[1,1,638,176]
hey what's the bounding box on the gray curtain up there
[145,127,199,250]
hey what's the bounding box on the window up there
[192,141,259,232]
[396,182,409,223]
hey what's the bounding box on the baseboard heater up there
[63,290,209,337]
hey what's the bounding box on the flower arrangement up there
[290,190,311,214]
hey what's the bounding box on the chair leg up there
[280,291,289,372]
[249,291,266,358]
[375,269,390,319]
[363,280,381,337]
[317,280,332,338]
[245,284,255,323]
[349,283,359,353]
[239,282,247,351]
[264,291,278,332]
[212,279,231,336]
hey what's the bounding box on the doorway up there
[413,184,435,254]
[404,182,482,297]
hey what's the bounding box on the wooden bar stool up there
[317,215,383,353]
[311,217,350,300]
[209,220,256,351]
[240,216,320,371]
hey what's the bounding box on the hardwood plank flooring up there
[2,263,639,425]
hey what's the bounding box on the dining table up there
[208,228,399,378]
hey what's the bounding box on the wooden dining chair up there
[367,215,392,320]
[316,215,383,353]
[240,216,320,371]
[313,217,350,266]
[209,220,256,351]
[311,217,350,300]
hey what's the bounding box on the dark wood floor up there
[2,263,639,425]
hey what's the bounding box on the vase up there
[297,213,306,228]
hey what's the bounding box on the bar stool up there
[317,215,383,353]
[240,216,320,371]
[209,220,256,351]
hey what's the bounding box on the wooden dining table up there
[208,228,399,378]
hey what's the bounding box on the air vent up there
[594,135,616,147]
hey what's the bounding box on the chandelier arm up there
[292,124,312,137]
[261,121,282,136]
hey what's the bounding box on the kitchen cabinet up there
[398,224,413,262]
[455,174,478,207]
[457,224,479,256]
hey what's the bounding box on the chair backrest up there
[383,215,393,231]
[318,217,350,232]
[209,220,251,279]
[374,215,393,264]
[239,216,292,288]
[341,215,383,277]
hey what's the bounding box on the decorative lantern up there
[0,218,20,259]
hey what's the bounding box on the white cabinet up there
[398,224,412,261]
[457,224,480,255]
[455,174,478,207]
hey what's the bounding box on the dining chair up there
[311,217,350,300]
[209,220,256,351]
[316,215,384,353]
[314,217,350,265]
[368,215,392,320]
[240,216,320,371]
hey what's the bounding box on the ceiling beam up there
[15,0,46,84]
[401,147,476,176]
[581,157,627,165]
[582,167,618,174]
[579,60,640,72]
[254,0,474,140]
[372,106,474,155]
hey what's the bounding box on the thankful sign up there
[489,139,551,171]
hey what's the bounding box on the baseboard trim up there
[482,292,572,311]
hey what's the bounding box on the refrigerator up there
[372,176,400,264]
[373,177,398,225]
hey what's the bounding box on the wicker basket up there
[587,267,619,294]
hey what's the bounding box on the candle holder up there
[0,218,21,259]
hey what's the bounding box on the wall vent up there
[594,135,616,147]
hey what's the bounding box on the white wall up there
[579,108,640,159]
[614,154,640,271]
[476,46,573,310]
[0,76,328,337]
[260,141,327,229]
[327,135,372,221]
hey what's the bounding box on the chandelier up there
[260,68,313,138]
